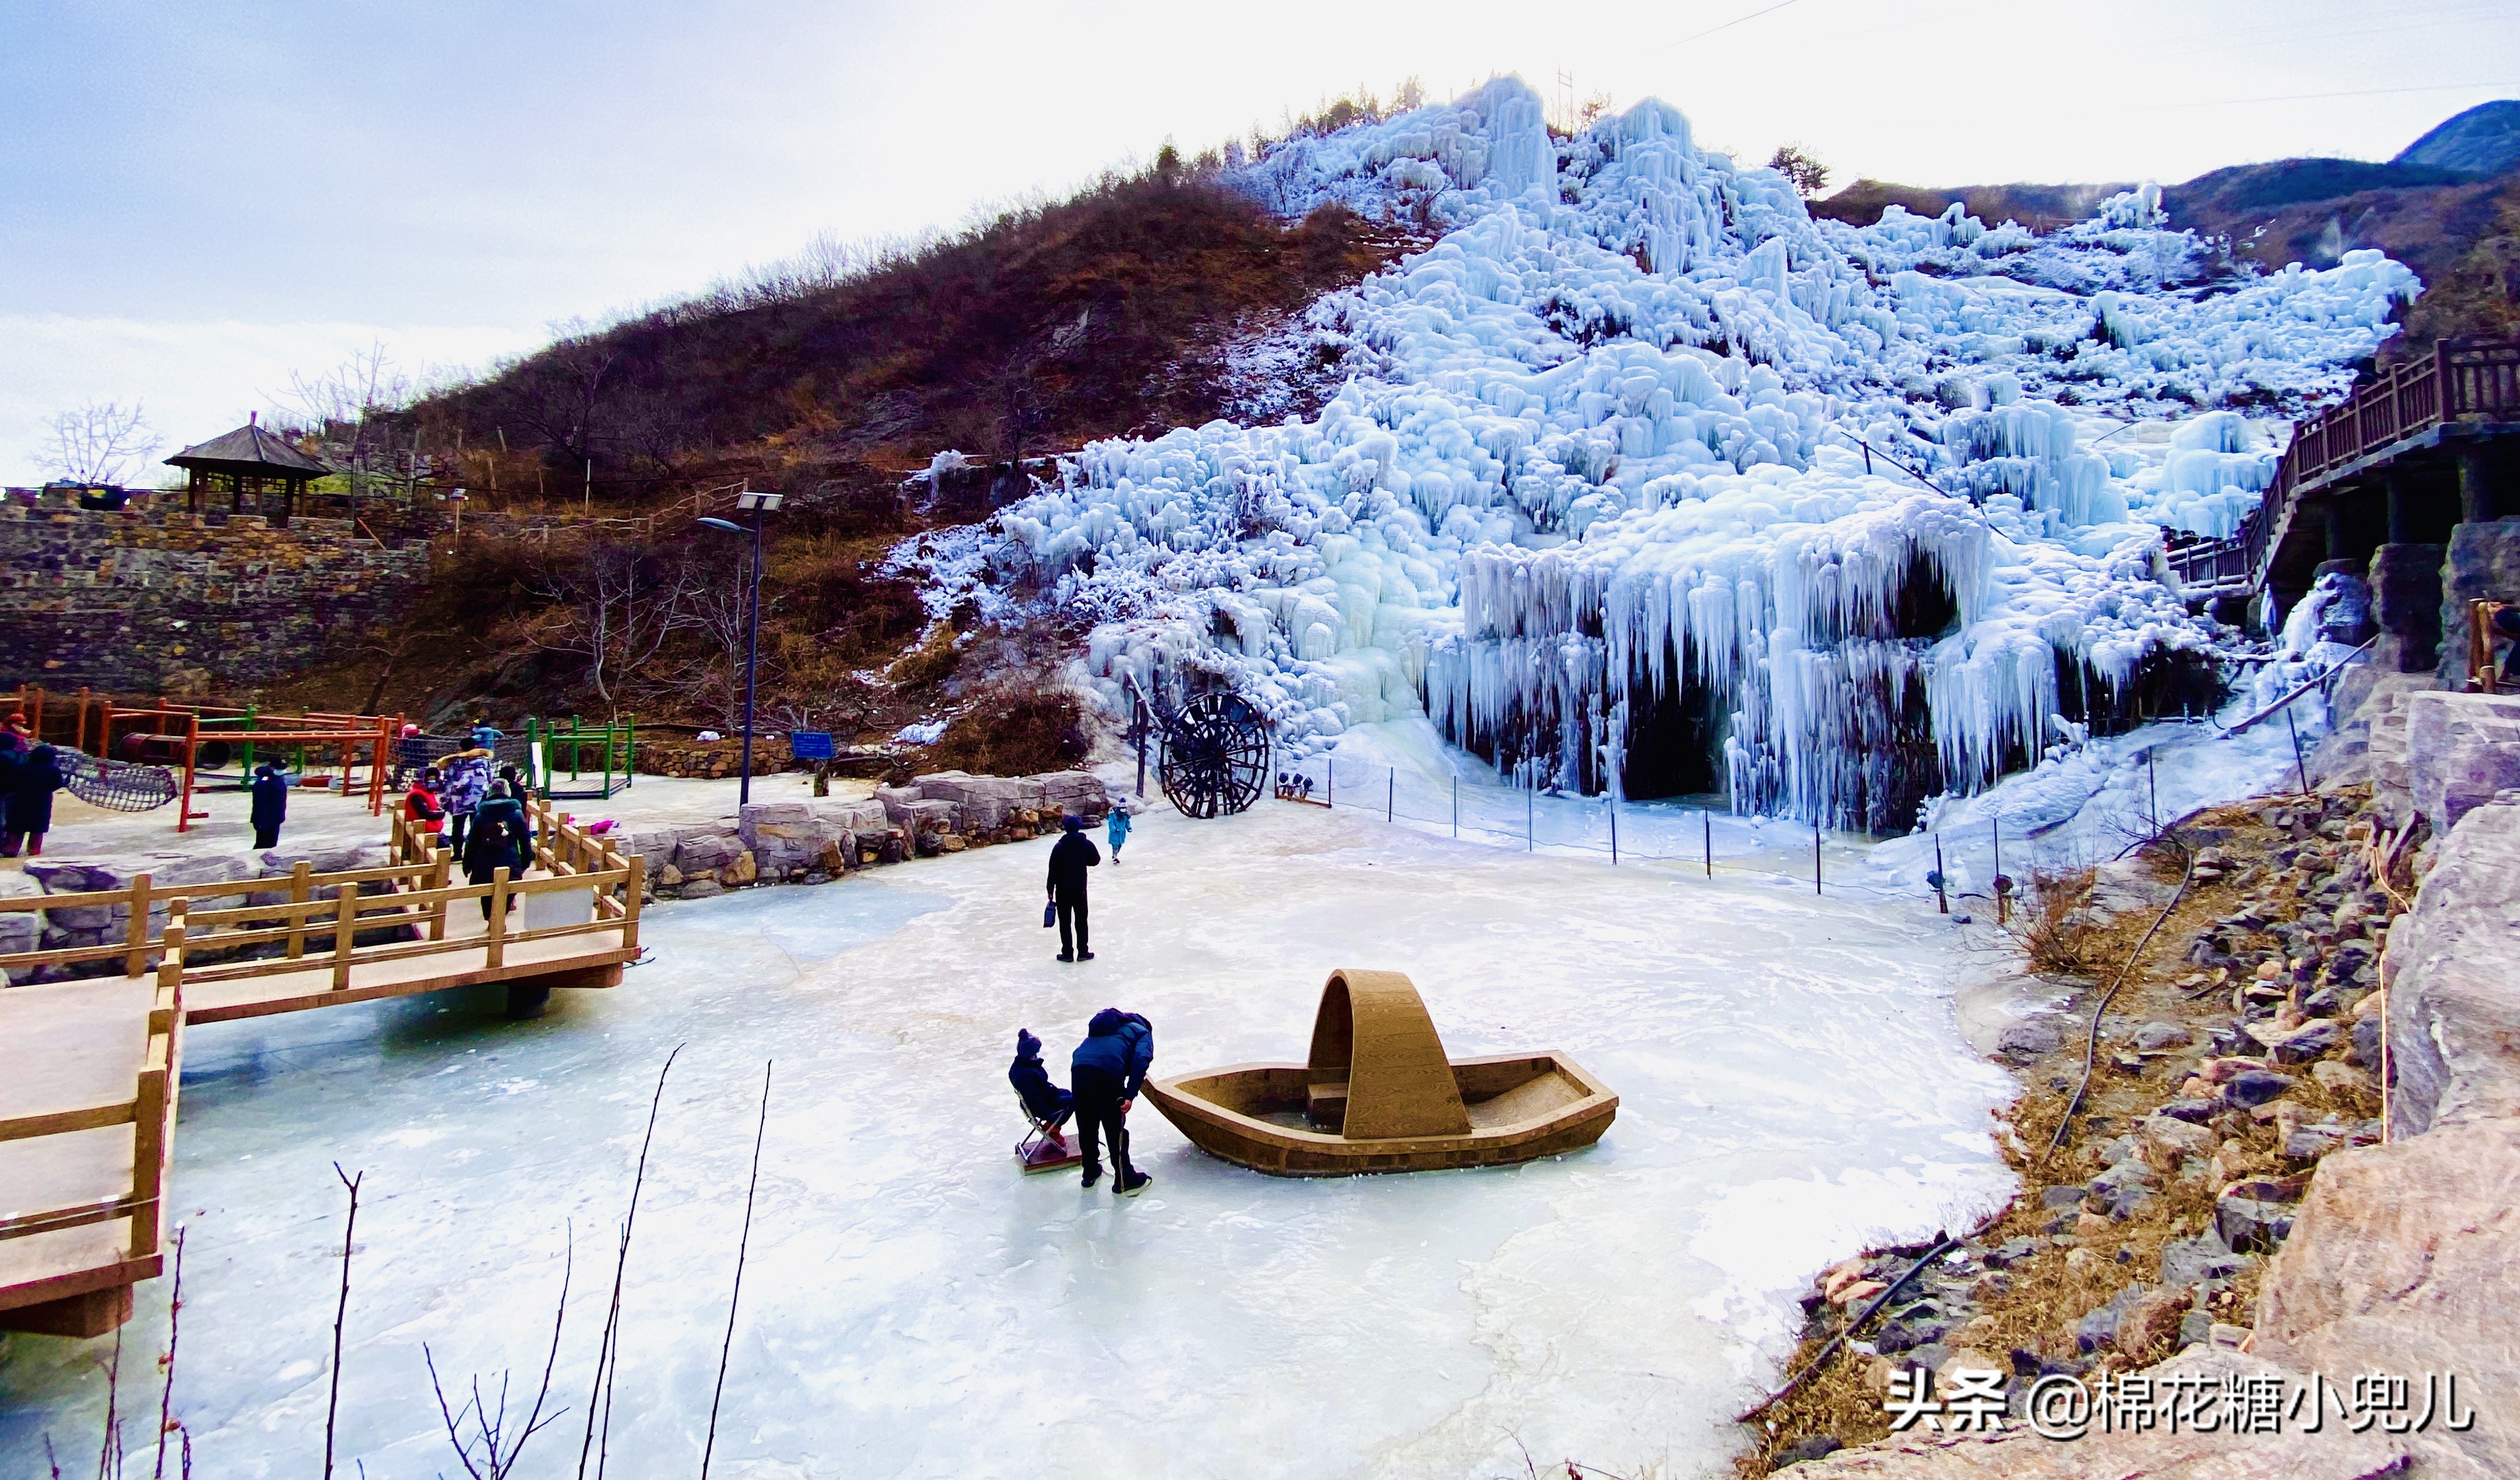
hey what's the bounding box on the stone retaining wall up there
[0,502,435,694]
[622,769,1110,900]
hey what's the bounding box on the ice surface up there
[0,804,2016,1479]
[905,76,2418,830]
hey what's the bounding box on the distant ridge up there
[2394,99,2520,178]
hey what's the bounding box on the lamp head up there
[696,516,743,533]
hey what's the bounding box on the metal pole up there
[1933,834,1948,913]
[1526,787,1534,851]
[1610,794,1617,865]
[1133,698,1148,798]
[2285,707,2310,796]
[1814,816,1822,896]
[1704,809,1711,876]
[2147,750,2158,837]
[1993,816,2006,927]
[1451,774,1459,837]
[1387,767,1394,824]
[738,507,762,807]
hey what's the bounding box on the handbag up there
[1043,899,1058,928]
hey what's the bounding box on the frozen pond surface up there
[3,800,2019,1478]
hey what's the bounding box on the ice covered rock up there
[936,76,2417,829]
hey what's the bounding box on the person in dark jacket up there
[1070,1008,1154,1194]
[3,743,66,858]
[463,780,533,919]
[249,759,290,850]
[1045,814,1101,963]
[1008,1029,1074,1143]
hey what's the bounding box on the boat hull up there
[1144,1051,1617,1176]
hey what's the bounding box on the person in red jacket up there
[404,768,446,842]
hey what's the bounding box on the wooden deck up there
[0,802,643,1334]
[0,947,180,1336]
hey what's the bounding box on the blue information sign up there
[789,731,837,761]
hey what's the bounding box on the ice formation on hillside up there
[929,76,2418,828]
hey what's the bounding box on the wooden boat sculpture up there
[1143,969,1617,1175]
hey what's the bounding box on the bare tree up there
[275,341,424,498]
[43,400,159,485]
[1768,145,1829,199]
[527,543,700,706]
[673,570,783,732]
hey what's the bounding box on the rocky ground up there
[1738,785,2412,1475]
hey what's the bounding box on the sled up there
[1143,969,1617,1177]
[1015,1093,1081,1174]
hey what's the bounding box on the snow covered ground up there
[2,796,2022,1479]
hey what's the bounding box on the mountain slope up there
[2395,98,2520,177]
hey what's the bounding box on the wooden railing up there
[2164,337,2520,594]
[1,804,642,997]
[0,925,184,1279]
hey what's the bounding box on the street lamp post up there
[697,488,782,805]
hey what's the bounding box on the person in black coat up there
[1045,814,1101,963]
[3,743,65,858]
[1070,1007,1153,1193]
[249,760,290,850]
[1008,1029,1073,1142]
[463,780,533,919]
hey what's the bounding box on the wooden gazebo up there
[166,414,331,526]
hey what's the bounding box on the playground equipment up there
[2,687,397,832]
[1123,676,1271,818]
[1144,969,1618,1176]
[529,714,635,800]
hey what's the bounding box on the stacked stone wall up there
[0,501,437,695]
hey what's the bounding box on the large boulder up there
[2384,799,2520,1137]
[1032,770,1109,822]
[911,771,1047,833]
[2256,1118,2520,1477]
[0,871,43,979]
[2403,692,2520,836]
[2433,516,2520,691]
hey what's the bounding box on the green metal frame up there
[532,713,636,800]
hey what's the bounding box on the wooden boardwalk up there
[0,803,643,1335]
[2164,337,2520,602]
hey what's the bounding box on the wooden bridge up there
[0,802,643,1336]
[2164,338,2520,607]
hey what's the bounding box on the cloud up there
[0,316,543,485]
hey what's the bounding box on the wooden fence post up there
[623,855,645,954]
[429,847,451,942]
[330,886,357,990]
[487,867,509,967]
[286,861,312,959]
[124,873,152,978]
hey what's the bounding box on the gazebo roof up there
[165,419,331,480]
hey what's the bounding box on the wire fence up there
[1268,752,1939,903]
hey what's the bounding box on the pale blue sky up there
[5,0,2515,481]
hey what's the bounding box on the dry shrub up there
[2006,865,2110,975]
[921,677,1089,779]
[885,626,962,689]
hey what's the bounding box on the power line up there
[1667,0,1801,48]
[2166,79,2520,108]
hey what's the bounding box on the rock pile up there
[623,769,1110,901]
[1764,781,2520,1475]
